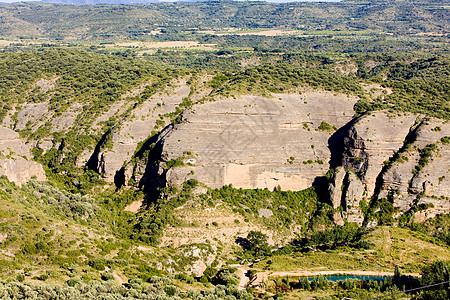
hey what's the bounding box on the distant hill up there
[0,0,448,40]
[40,0,158,4]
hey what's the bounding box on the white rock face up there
[342,112,418,196]
[381,118,450,217]
[328,167,346,209]
[151,91,357,190]
[0,126,46,184]
[343,172,365,225]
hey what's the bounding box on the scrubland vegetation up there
[0,0,449,299]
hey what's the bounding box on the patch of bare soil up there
[361,83,393,99]
[34,77,59,93]
[0,40,13,46]
[124,200,143,213]
[234,265,249,290]
[113,269,126,285]
[160,201,284,251]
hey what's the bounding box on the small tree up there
[414,260,450,300]
[246,231,271,257]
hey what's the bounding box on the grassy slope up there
[0,177,172,284]
[253,227,450,274]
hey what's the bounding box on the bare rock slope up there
[0,126,46,184]
[136,91,358,191]
[136,100,449,225]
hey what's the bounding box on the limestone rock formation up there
[0,126,46,184]
[136,91,358,191]
[380,118,450,219]
[89,78,212,183]
[329,111,450,224]
[342,172,365,225]
[341,112,418,196]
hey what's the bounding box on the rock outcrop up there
[0,126,46,184]
[329,111,450,224]
[136,91,358,191]
[88,78,213,184]
[380,118,450,219]
[94,80,190,183]
[2,72,448,226]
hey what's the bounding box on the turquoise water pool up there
[306,275,392,282]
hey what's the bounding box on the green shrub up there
[16,274,25,282]
[66,277,81,287]
[318,121,337,132]
[164,285,177,296]
[88,259,105,271]
[101,272,114,281]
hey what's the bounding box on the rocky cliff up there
[134,104,449,225]
[133,91,358,192]
[1,76,448,225]
[0,126,46,184]
[328,112,449,225]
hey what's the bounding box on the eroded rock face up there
[0,126,46,184]
[380,118,450,217]
[328,167,346,209]
[92,78,212,183]
[141,91,358,191]
[342,172,365,225]
[342,112,418,196]
[330,112,450,224]
[328,168,365,226]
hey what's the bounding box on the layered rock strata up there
[329,112,449,224]
[135,91,358,191]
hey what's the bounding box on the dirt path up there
[233,265,249,290]
[113,270,126,285]
[250,271,269,288]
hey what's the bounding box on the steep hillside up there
[329,112,450,226]
[0,48,448,229]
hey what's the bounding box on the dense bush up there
[206,185,318,230]
[413,260,450,300]
[0,279,254,300]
